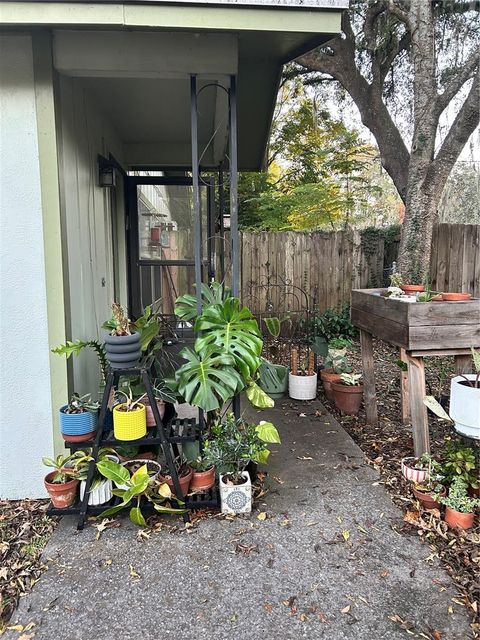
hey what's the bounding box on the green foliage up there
[52,339,108,383]
[238,85,399,231]
[171,345,243,413]
[440,477,480,514]
[172,284,268,414]
[340,373,362,386]
[311,305,356,343]
[442,443,479,490]
[97,460,186,525]
[63,392,99,414]
[42,454,79,484]
[195,298,262,380]
[203,413,281,482]
[264,317,281,338]
[175,282,232,323]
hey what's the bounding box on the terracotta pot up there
[441,292,472,301]
[158,465,193,497]
[331,382,364,415]
[320,369,342,401]
[144,399,166,427]
[412,485,446,510]
[190,466,216,492]
[444,507,475,530]
[62,431,96,443]
[44,472,79,508]
[400,284,424,294]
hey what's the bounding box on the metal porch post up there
[229,75,241,419]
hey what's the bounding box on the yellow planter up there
[113,404,147,441]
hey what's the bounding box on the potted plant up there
[442,443,479,496]
[320,343,352,400]
[113,387,147,441]
[390,272,424,295]
[331,373,364,415]
[190,456,216,492]
[73,448,119,506]
[59,393,99,442]
[411,454,446,510]
[203,413,280,514]
[142,379,176,427]
[440,477,480,529]
[401,455,429,484]
[42,454,79,508]
[103,302,141,369]
[97,459,187,526]
[449,348,480,440]
[289,348,317,400]
[258,360,289,399]
[157,456,193,496]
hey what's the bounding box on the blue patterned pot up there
[59,406,98,435]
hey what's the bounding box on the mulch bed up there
[320,338,480,637]
[0,500,58,632]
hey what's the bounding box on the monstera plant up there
[171,283,272,416]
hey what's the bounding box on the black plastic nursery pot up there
[104,332,141,369]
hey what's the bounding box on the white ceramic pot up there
[450,375,480,440]
[219,471,252,514]
[401,457,427,484]
[289,372,318,400]
[80,478,113,506]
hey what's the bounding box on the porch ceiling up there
[36,0,344,170]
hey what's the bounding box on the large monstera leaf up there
[175,283,232,323]
[195,298,262,379]
[174,345,244,413]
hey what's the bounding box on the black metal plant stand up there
[47,366,219,530]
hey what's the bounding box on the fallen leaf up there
[257,512,267,521]
[341,529,350,542]
[264,603,273,612]
[129,564,141,579]
[299,613,307,622]
[341,605,351,614]
[297,456,313,461]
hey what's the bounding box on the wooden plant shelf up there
[351,289,479,457]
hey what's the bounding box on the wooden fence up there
[234,224,479,314]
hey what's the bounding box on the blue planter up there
[59,406,98,435]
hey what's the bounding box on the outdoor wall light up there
[98,157,116,188]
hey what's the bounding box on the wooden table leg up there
[455,354,472,374]
[399,348,410,424]
[405,352,430,456]
[360,329,378,425]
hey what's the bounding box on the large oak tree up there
[296,0,479,282]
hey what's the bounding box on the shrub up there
[309,304,356,343]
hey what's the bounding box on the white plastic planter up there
[79,478,113,506]
[450,374,480,440]
[289,372,317,400]
[219,471,252,514]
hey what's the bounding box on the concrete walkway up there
[6,400,472,639]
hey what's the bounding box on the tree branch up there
[430,68,480,191]
[436,48,480,114]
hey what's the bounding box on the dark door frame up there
[125,175,215,316]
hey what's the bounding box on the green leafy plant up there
[97,459,186,526]
[175,282,232,323]
[171,285,272,415]
[442,443,479,490]
[63,393,99,414]
[71,448,117,491]
[414,454,444,494]
[440,477,480,514]
[324,351,352,374]
[114,386,146,413]
[339,373,362,386]
[389,272,403,288]
[172,345,244,413]
[52,340,108,385]
[42,454,79,484]
[304,305,355,343]
[328,337,352,351]
[103,302,131,336]
[203,413,281,483]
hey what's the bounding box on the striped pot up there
[401,457,427,484]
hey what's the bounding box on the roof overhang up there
[0,1,347,169]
